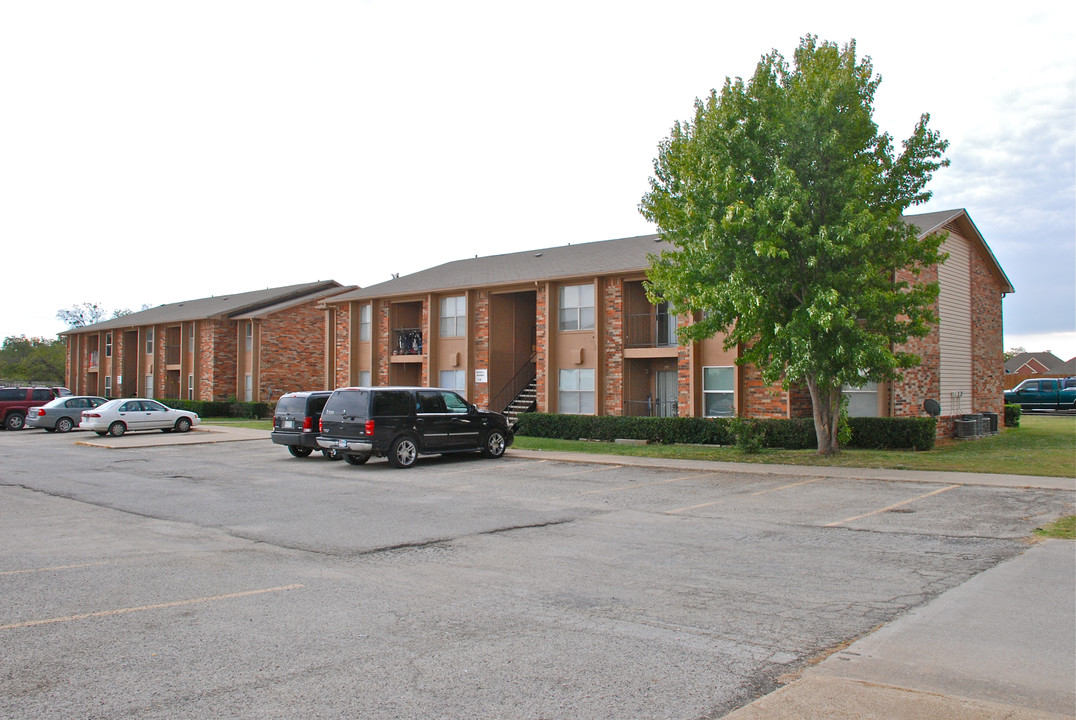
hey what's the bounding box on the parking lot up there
[1,428,1072,719]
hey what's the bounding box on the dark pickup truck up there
[1003,377,1076,411]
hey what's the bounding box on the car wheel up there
[344,453,370,465]
[108,422,126,437]
[323,449,343,461]
[387,436,418,468]
[288,446,313,458]
[482,429,507,458]
[175,417,192,433]
[5,413,25,431]
[55,417,74,433]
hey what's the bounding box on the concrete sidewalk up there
[75,424,271,449]
[723,539,1076,719]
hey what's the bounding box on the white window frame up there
[558,284,595,331]
[105,332,112,358]
[104,375,112,397]
[439,370,466,395]
[245,322,253,353]
[843,381,879,417]
[356,370,372,387]
[145,373,154,399]
[439,296,466,337]
[558,368,595,414]
[145,328,154,355]
[358,304,372,342]
[702,366,735,417]
[244,373,253,402]
[187,374,194,400]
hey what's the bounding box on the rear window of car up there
[323,390,369,418]
[275,396,307,415]
[0,389,26,401]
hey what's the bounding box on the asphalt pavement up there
[74,426,1076,719]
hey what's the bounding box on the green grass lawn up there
[512,414,1076,478]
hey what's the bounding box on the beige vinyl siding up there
[938,232,973,415]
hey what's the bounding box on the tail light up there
[35,409,46,416]
[302,416,313,432]
[83,412,100,418]
[365,420,375,436]
[319,418,323,433]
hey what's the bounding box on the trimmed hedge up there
[515,413,936,451]
[1004,403,1021,428]
[160,398,271,419]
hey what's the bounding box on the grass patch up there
[513,414,1075,478]
[1034,515,1076,540]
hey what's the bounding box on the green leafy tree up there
[640,36,949,455]
[0,336,67,384]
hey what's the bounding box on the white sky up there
[2,1,1074,358]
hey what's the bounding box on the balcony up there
[88,350,99,369]
[624,399,678,418]
[624,312,678,349]
[393,328,423,356]
[165,344,181,365]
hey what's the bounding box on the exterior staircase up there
[503,377,537,428]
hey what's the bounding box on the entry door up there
[655,370,678,417]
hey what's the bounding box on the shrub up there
[516,413,935,451]
[1004,403,1021,428]
[160,398,271,419]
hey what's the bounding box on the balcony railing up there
[393,328,423,355]
[624,312,678,349]
[624,399,679,418]
[165,344,181,365]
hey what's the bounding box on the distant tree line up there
[0,336,66,385]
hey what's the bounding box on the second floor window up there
[558,284,595,331]
[105,333,112,358]
[145,328,154,355]
[358,304,371,342]
[440,296,466,337]
[245,322,253,352]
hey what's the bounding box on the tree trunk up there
[806,376,841,455]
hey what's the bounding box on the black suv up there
[271,391,342,460]
[316,386,513,468]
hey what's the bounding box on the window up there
[439,370,465,394]
[440,296,466,337]
[843,381,879,417]
[558,368,595,414]
[245,373,253,402]
[104,376,112,397]
[187,374,194,400]
[188,323,195,351]
[145,374,154,398]
[32,389,52,401]
[558,284,595,331]
[357,370,371,387]
[245,322,253,353]
[145,328,154,355]
[442,391,470,413]
[703,366,734,417]
[105,333,112,358]
[358,304,372,342]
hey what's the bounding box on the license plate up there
[283,420,295,429]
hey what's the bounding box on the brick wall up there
[473,291,490,408]
[334,304,351,388]
[742,362,789,418]
[257,299,329,397]
[970,246,1006,424]
[377,303,391,385]
[602,278,624,415]
[199,320,236,401]
[535,284,548,412]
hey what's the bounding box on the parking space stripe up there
[553,471,720,500]
[823,485,960,527]
[0,561,110,576]
[0,584,304,631]
[751,477,822,496]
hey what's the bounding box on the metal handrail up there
[624,312,678,348]
[489,353,537,414]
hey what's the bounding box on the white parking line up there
[824,485,961,527]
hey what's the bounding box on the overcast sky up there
[2,1,1074,358]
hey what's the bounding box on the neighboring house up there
[64,281,353,402]
[1004,351,1065,375]
[321,209,1013,434]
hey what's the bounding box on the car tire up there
[108,422,126,437]
[288,446,313,458]
[5,413,25,431]
[344,453,370,465]
[387,436,418,468]
[175,417,192,433]
[481,429,507,458]
[55,417,74,433]
[95,431,107,437]
[323,449,343,461]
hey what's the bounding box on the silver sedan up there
[80,398,200,437]
[25,396,108,433]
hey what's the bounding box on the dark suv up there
[316,386,513,468]
[271,391,342,460]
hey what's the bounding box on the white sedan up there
[80,398,200,437]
